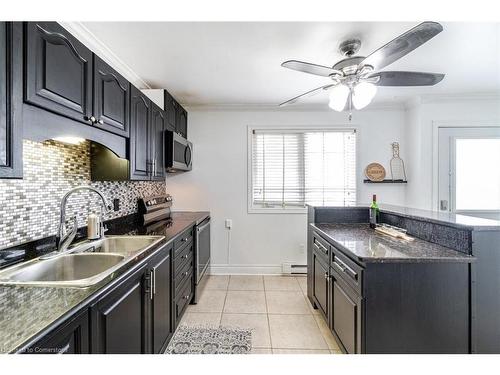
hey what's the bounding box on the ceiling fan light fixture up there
[352,81,377,110]
[328,84,350,112]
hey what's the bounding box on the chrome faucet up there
[56,186,111,254]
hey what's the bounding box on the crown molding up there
[185,102,405,112]
[59,22,151,89]
[418,92,500,104]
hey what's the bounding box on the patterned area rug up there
[165,326,252,354]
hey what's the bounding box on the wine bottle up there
[369,194,379,229]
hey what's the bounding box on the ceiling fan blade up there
[369,71,445,86]
[361,22,443,70]
[281,60,342,77]
[279,84,335,106]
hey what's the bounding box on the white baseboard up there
[209,264,283,275]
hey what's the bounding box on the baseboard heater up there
[282,262,307,275]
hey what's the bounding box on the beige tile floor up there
[180,275,343,354]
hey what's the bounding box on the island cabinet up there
[0,22,22,179]
[309,229,471,354]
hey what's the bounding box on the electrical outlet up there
[113,198,120,212]
[299,243,305,254]
[225,219,232,229]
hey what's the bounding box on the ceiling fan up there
[279,22,445,116]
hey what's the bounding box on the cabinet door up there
[331,271,362,354]
[176,106,187,138]
[0,22,22,179]
[163,91,176,132]
[150,104,166,181]
[25,310,90,354]
[150,245,173,353]
[312,251,329,319]
[91,266,150,354]
[130,86,151,180]
[93,55,130,137]
[25,22,93,125]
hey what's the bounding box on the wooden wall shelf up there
[363,179,408,184]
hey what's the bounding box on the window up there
[249,128,356,212]
[455,138,500,210]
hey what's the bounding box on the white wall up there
[405,97,500,210]
[167,107,407,274]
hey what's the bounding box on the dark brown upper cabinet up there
[93,56,130,137]
[176,106,188,139]
[150,104,166,181]
[24,22,93,126]
[0,22,22,179]
[129,86,151,180]
[163,90,176,132]
[163,89,187,138]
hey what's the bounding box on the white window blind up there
[251,129,356,209]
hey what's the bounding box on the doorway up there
[438,127,500,220]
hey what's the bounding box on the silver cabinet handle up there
[98,119,104,125]
[181,237,188,242]
[324,272,329,280]
[149,270,154,300]
[183,295,190,300]
[153,269,156,295]
[182,254,188,259]
[183,271,189,276]
[90,116,96,123]
[313,240,328,255]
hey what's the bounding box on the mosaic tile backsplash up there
[0,140,166,250]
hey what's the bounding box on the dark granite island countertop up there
[0,211,209,353]
[312,223,475,263]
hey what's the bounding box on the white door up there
[438,127,500,220]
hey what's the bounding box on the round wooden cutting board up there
[365,163,386,181]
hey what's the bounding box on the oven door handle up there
[197,220,210,233]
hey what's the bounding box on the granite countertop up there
[309,204,500,231]
[312,223,475,263]
[378,204,500,231]
[0,211,209,353]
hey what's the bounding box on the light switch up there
[225,219,232,229]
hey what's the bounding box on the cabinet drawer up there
[312,232,330,261]
[331,246,363,294]
[174,257,193,296]
[175,278,193,321]
[174,241,193,272]
[174,227,193,255]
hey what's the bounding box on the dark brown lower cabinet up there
[149,245,173,353]
[90,264,150,354]
[311,250,329,319]
[308,229,471,354]
[330,269,363,354]
[17,234,193,354]
[24,310,90,354]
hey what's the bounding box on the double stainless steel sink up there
[0,236,164,288]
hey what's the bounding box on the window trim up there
[247,125,358,214]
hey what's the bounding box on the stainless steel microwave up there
[165,131,192,173]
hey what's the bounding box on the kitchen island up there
[307,205,500,354]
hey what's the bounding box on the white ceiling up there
[82,22,500,107]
